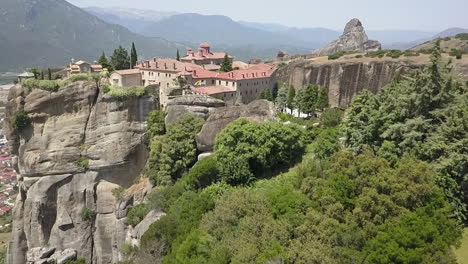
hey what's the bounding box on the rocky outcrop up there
[196,100,278,153]
[312,18,381,56]
[165,94,225,125]
[276,59,424,107]
[5,82,157,264]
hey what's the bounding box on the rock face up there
[165,94,225,125]
[196,100,278,152]
[5,82,157,264]
[312,18,381,56]
[277,59,424,107]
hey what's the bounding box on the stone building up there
[181,43,233,71]
[110,69,142,87]
[66,60,104,77]
[192,86,237,105]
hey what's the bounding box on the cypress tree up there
[130,43,138,69]
[287,86,296,114]
[220,54,233,72]
[176,49,180,61]
[47,68,52,80]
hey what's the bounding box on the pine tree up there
[301,84,319,115]
[130,43,138,69]
[316,86,329,110]
[275,83,288,112]
[287,86,296,114]
[111,46,130,70]
[176,49,180,61]
[220,54,233,72]
[98,52,113,72]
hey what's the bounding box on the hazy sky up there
[67,0,468,31]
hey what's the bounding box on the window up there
[212,80,215,85]
[158,73,160,77]
[226,81,228,86]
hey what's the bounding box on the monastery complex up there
[109,43,277,107]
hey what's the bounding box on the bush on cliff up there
[21,79,60,92]
[147,110,166,138]
[127,203,151,227]
[104,85,146,99]
[215,119,305,186]
[147,114,204,186]
[12,110,31,132]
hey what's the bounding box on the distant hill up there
[83,7,177,33]
[434,28,468,38]
[0,0,186,72]
[389,28,468,50]
[411,34,468,53]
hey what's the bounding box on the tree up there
[147,110,166,139]
[215,119,305,185]
[275,83,288,112]
[47,68,52,80]
[258,89,273,101]
[287,86,296,114]
[176,49,181,61]
[27,68,40,79]
[301,84,319,115]
[98,52,113,72]
[316,86,329,110]
[147,114,204,185]
[220,54,233,72]
[111,46,130,70]
[40,71,44,80]
[130,42,138,69]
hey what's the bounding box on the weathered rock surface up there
[196,100,278,152]
[312,18,381,56]
[5,82,157,264]
[165,94,225,125]
[277,59,423,107]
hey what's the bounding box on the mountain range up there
[0,0,186,72]
[1,1,468,72]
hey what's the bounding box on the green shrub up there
[449,48,463,59]
[355,55,363,58]
[81,208,96,222]
[64,258,87,264]
[183,155,220,189]
[12,110,31,131]
[146,110,166,138]
[75,157,89,169]
[121,243,139,256]
[328,51,346,60]
[127,203,150,227]
[403,50,420,57]
[112,187,126,202]
[21,79,60,92]
[79,144,91,151]
[320,108,344,127]
[366,50,387,58]
[443,37,451,41]
[386,49,403,59]
[455,33,468,40]
[106,85,146,99]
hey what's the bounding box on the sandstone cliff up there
[312,18,381,56]
[5,82,157,264]
[276,54,468,107]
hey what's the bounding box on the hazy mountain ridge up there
[0,0,186,72]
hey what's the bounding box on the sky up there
[67,0,468,31]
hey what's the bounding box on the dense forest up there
[122,42,467,264]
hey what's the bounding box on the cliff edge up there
[4,82,157,264]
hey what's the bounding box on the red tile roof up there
[192,86,236,95]
[191,64,277,81]
[112,69,141,75]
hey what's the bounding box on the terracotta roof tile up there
[192,85,236,95]
[113,69,141,75]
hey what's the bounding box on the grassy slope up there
[455,229,468,264]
